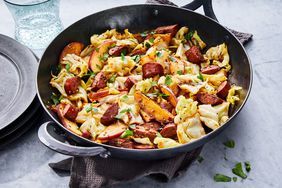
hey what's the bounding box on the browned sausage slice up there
[59,42,84,62]
[124,77,136,90]
[108,138,134,149]
[62,104,78,121]
[133,125,157,141]
[82,130,91,139]
[142,122,161,131]
[100,103,119,126]
[92,72,108,91]
[97,123,126,140]
[201,65,221,74]
[130,48,146,56]
[217,81,231,99]
[64,77,80,95]
[108,46,127,56]
[142,62,164,78]
[185,46,204,64]
[133,144,154,149]
[155,24,179,37]
[160,123,177,138]
[88,89,109,102]
[197,93,224,105]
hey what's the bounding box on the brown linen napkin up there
[49,1,253,188]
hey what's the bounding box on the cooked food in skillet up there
[49,24,242,149]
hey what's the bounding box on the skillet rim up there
[36,4,253,153]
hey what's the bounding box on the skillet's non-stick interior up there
[37,5,251,160]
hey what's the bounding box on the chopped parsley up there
[121,51,125,61]
[140,31,148,37]
[99,53,109,62]
[151,81,158,87]
[108,74,117,83]
[197,156,204,163]
[245,161,251,172]
[158,93,169,99]
[57,64,62,73]
[232,177,237,182]
[223,139,235,148]
[85,105,92,113]
[51,93,60,105]
[133,55,141,63]
[95,47,99,52]
[92,108,98,113]
[232,163,247,179]
[213,174,231,182]
[197,73,204,81]
[145,42,151,48]
[165,75,172,86]
[121,95,129,101]
[156,51,162,57]
[177,70,183,75]
[185,30,195,41]
[84,70,96,78]
[65,63,70,72]
[120,130,133,138]
[115,108,131,119]
[149,37,154,43]
[169,56,176,62]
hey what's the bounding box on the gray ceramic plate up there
[0,34,38,130]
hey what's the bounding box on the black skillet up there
[37,0,252,160]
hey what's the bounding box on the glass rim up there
[3,0,51,6]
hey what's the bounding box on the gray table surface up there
[1,0,282,187]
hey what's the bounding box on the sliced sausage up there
[88,89,109,102]
[201,65,221,74]
[64,77,80,95]
[92,72,107,91]
[124,77,136,90]
[133,33,145,43]
[62,104,78,121]
[133,125,158,141]
[197,93,224,105]
[142,62,164,78]
[160,123,177,138]
[108,138,134,149]
[155,24,179,37]
[217,81,231,99]
[100,103,119,126]
[97,123,126,140]
[82,130,91,139]
[142,122,161,131]
[185,46,204,64]
[133,144,154,149]
[59,42,84,62]
[130,48,146,56]
[108,46,127,56]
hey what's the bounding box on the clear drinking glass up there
[4,0,63,50]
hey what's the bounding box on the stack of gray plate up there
[0,34,40,148]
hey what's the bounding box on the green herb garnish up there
[197,156,204,163]
[121,51,125,61]
[115,108,131,119]
[223,139,235,148]
[197,73,204,81]
[108,74,117,83]
[103,53,109,60]
[85,105,92,113]
[177,70,183,75]
[65,63,70,72]
[169,56,176,62]
[51,93,60,105]
[120,130,133,138]
[214,174,231,182]
[245,161,251,172]
[140,32,148,37]
[133,55,141,63]
[151,81,158,87]
[92,108,98,113]
[165,75,172,86]
[232,163,247,179]
[149,37,154,43]
[185,30,195,41]
[158,93,169,99]
[232,177,237,182]
[145,42,151,48]
[156,51,162,57]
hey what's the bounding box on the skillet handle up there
[38,121,110,158]
[181,0,218,21]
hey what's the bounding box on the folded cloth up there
[49,1,253,188]
[49,148,202,188]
